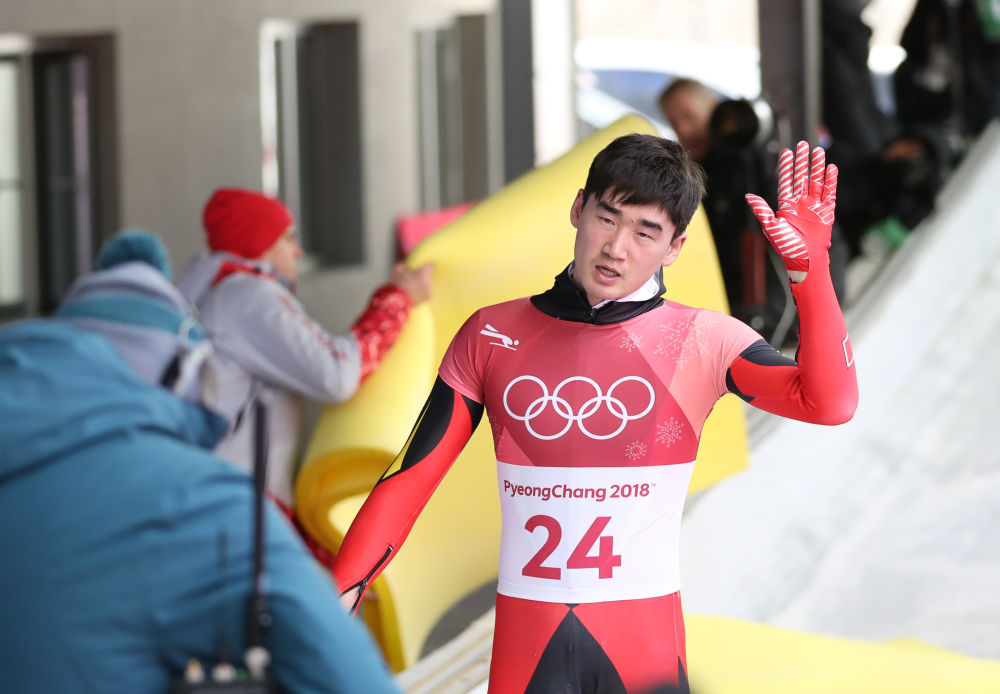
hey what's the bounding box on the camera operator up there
[0,232,403,694]
[659,78,849,346]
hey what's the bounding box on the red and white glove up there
[745,140,839,275]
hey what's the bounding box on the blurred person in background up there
[0,231,403,694]
[822,0,957,256]
[895,0,1000,142]
[176,188,432,560]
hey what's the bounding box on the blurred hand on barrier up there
[745,141,839,283]
[390,262,434,305]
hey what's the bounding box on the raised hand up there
[745,141,839,277]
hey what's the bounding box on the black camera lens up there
[710,98,774,150]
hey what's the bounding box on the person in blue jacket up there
[0,231,402,694]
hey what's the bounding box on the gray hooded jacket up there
[177,253,362,504]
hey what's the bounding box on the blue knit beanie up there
[96,228,173,280]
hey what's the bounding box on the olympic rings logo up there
[503,375,655,440]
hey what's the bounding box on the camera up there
[174,651,281,693]
[174,398,283,693]
[709,97,776,152]
[697,96,799,344]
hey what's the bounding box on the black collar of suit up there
[530,264,665,325]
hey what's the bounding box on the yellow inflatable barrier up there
[687,615,1000,692]
[295,114,748,670]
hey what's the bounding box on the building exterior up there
[0,0,510,329]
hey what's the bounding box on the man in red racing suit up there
[333,137,859,693]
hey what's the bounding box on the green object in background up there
[870,216,911,249]
[974,0,1000,41]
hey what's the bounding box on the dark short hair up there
[582,133,706,238]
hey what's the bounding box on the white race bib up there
[496,461,694,603]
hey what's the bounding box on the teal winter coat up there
[0,320,401,694]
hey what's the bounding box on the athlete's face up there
[571,190,686,307]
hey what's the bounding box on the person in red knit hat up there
[176,188,432,567]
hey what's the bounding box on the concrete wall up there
[0,0,495,329]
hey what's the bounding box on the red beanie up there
[203,188,294,259]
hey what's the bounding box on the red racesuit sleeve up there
[728,142,859,425]
[331,376,484,612]
[350,284,413,383]
[726,271,858,424]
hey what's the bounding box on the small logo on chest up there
[481,323,519,350]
